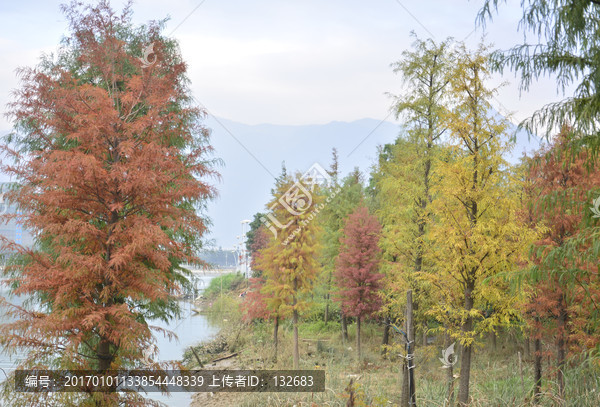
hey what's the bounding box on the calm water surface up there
[0,274,219,407]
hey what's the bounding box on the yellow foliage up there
[426,43,539,345]
[256,173,322,317]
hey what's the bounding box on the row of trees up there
[243,37,600,406]
[2,0,600,406]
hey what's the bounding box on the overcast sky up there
[0,0,570,130]
[0,1,569,248]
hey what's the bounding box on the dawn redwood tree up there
[375,37,451,355]
[335,205,383,363]
[241,223,281,358]
[241,276,272,324]
[0,1,216,404]
[318,169,362,337]
[241,224,271,321]
[248,222,270,274]
[478,0,600,156]
[429,43,537,406]
[524,128,600,400]
[257,173,322,369]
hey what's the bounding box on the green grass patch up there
[183,298,600,407]
[298,320,341,336]
[202,272,245,298]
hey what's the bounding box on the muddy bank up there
[188,356,244,407]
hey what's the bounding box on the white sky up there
[0,0,571,130]
[0,0,576,248]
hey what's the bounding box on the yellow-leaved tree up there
[257,172,322,369]
[374,35,453,340]
[428,43,537,406]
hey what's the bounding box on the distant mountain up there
[506,123,545,164]
[202,115,543,248]
[202,116,402,248]
[0,115,545,250]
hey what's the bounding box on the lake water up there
[0,274,219,407]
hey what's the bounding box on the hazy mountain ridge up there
[0,115,544,249]
[204,115,542,248]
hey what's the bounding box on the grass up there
[201,272,246,298]
[185,292,600,407]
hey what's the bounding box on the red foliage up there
[335,206,383,319]
[250,225,270,272]
[0,0,216,377]
[240,225,274,321]
[525,129,600,353]
[241,277,272,322]
[241,226,276,321]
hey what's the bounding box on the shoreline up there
[186,294,245,407]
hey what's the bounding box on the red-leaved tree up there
[249,224,270,274]
[524,128,600,400]
[0,2,216,405]
[242,225,272,322]
[335,205,383,362]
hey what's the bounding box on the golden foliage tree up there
[428,43,538,406]
[257,173,322,369]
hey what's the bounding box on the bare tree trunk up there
[293,308,299,369]
[557,303,567,403]
[382,315,391,357]
[458,282,475,406]
[534,337,542,404]
[356,317,362,364]
[401,290,417,407]
[341,313,349,342]
[445,333,455,407]
[346,379,356,407]
[273,315,279,362]
[97,339,113,371]
[292,277,300,369]
[401,362,409,407]
[489,330,497,352]
[401,306,409,407]
[324,271,332,324]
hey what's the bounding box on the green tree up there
[245,211,267,276]
[478,0,600,154]
[371,38,452,377]
[389,35,451,273]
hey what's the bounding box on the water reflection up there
[151,275,218,406]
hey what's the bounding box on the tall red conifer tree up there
[0,1,216,404]
[335,205,383,362]
[241,225,272,322]
[525,129,600,400]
